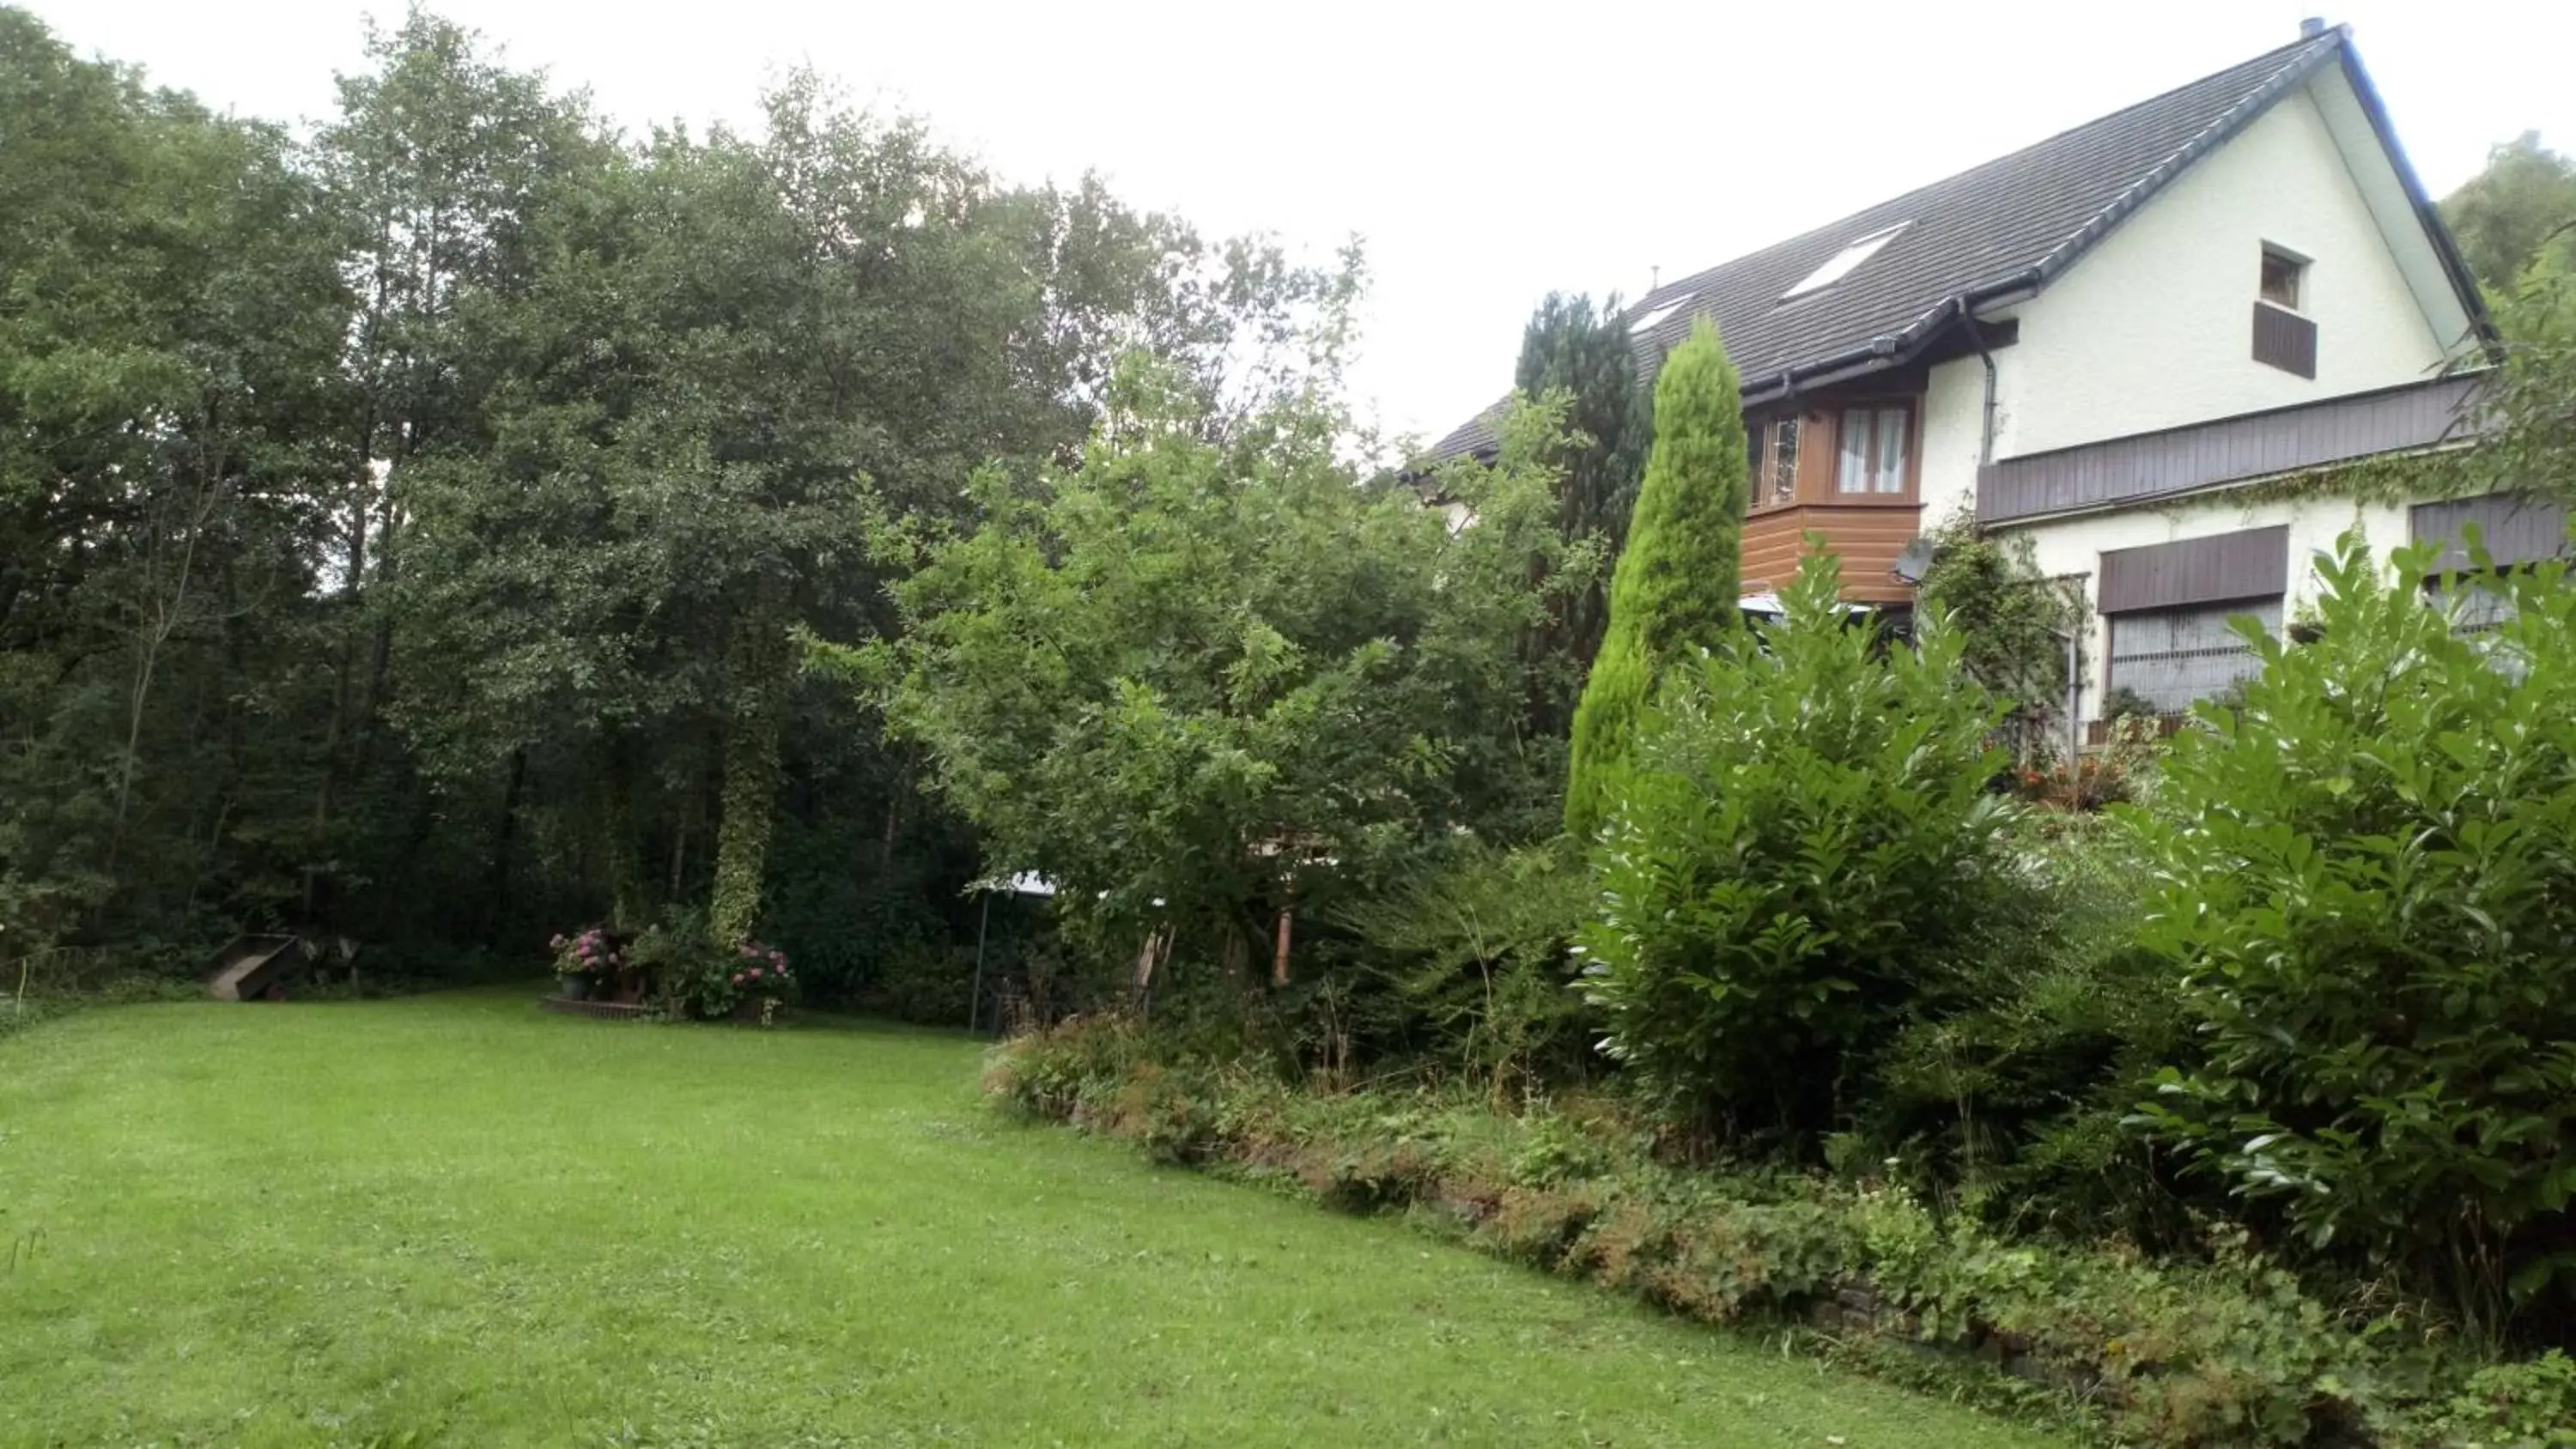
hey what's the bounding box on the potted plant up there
[548,928,623,1000]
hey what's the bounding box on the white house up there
[1430,21,2535,732]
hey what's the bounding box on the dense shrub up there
[1327,837,1595,1094]
[625,915,798,1021]
[2130,535,2576,1337]
[1580,549,2020,1151]
[1862,815,2199,1242]
[863,937,977,1026]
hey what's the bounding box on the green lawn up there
[0,990,2073,1447]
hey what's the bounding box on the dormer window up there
[1783,223,1908,300]
[2259,245,2307,310]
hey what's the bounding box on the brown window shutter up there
[2252,301,2317,379]
[2411,494,2573,573]
[2099,525,2292,614]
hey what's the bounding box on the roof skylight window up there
[1627,299,1686,334]
[1782,223,1909,300]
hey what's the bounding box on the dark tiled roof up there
[1428,27,2366,462]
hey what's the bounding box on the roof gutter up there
[1738,268,2042,408]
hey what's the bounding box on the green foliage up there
[1862,816,2196,1242]
[1564,317,1747,838]
[547,925,629,979]
[1917,510,2081,761]
[2129,533,2576,1336]
[1579,549,2019,1150]
[627,914,797,1020]
[2423,1350,2576,1449]
[861,937,979,1026]
[2439,132,2576,293]
[2,6,1369,987]
[1327,837,1596,1094]
[2475,255,2576,507]
[1511,291,1652,730]
[866,365,1591,970]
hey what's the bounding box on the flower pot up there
[557,973,593,1001]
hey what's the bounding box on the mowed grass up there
[0,990,2073,1448]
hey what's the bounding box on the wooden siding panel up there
[2410,494,2571,572]
[1742,502,1923,604]
[1978,374,2482,524]
[2252,301,2318,378]
[2098,525,2290,614]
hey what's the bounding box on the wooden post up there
[1271,907,1293,986]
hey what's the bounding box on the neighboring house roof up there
[1425,25,2489,464]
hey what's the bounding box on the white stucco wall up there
[1917,350,1997,527]
[2006,491,2410,721]
[1993,75,2450,459]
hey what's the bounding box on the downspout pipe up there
[1960,311,2000,469]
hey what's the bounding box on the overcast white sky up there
[34,0,2576,446]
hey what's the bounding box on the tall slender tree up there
[1512,293,1650,735]
[1563,318,1748,839]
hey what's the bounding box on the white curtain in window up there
[1837,411,1871,493]
[1874,408,1907,493]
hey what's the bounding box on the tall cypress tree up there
[1563,317,1747,838]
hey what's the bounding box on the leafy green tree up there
[1579,549,2017,1150]
[2440,131,2576,292]
[2130,533,2576,1336]
[0,9,355,943]
[1563,318,1747,839]
[388,67,1353,944]
[862,365,1588,984]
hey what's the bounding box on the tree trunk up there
[1273,907,1294,986]
[708,614,790,945]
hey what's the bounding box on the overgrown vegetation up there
[853,373,1593,987]
[991,1018,2575,1449]
[2132,535,2576,1337]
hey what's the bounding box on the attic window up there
[1783,223,1908,300]
[2259,245,2307,311]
